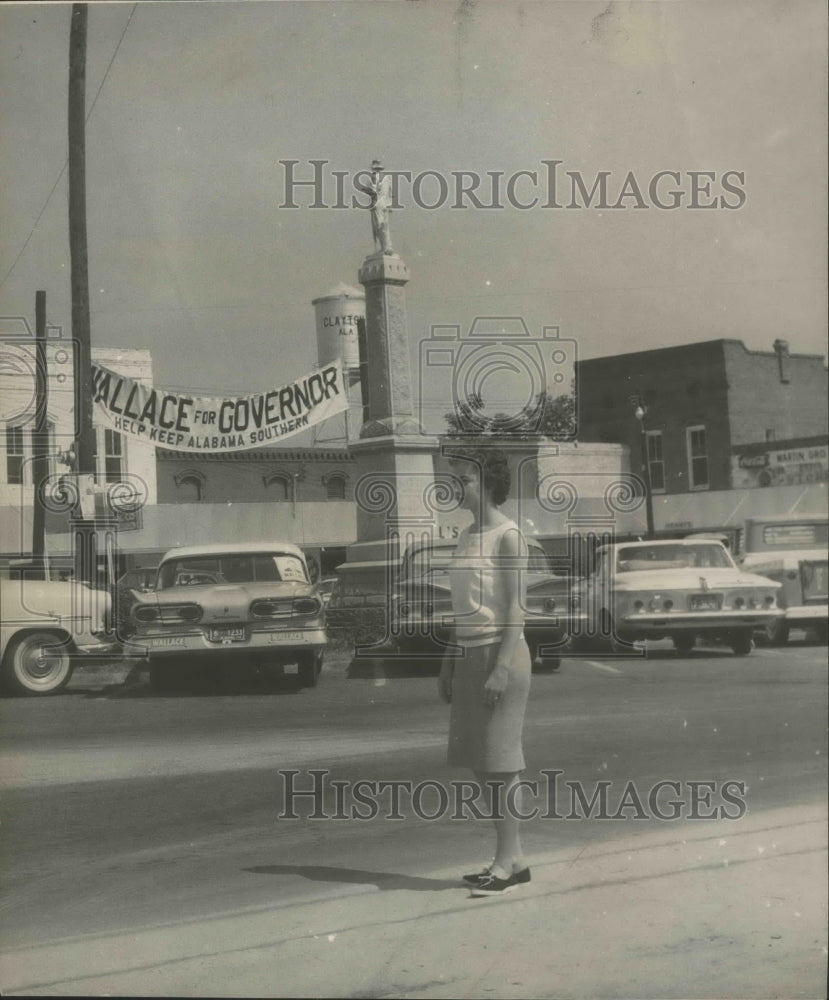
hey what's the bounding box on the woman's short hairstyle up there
[449,446,511,506]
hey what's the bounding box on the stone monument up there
[336,161,444,605]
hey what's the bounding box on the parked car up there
[391,537,577,670]
[115,565,157,640]
[316,577,339,607]
[130,542,327,691]
[1,575,117,696]
[578,538,783,656]
[739,515,828,645]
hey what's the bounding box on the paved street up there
[0,638,826,997]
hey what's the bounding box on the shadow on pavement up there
[244,864,460,892]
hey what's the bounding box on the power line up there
[0,3,138,293]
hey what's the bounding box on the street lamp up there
[634,403,655,539]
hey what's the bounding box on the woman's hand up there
[484,663,510,708]
[437,659,454,703]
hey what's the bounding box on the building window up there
[765,429,776,442]
[325,473,346,500]
[3,423,55,486]
[175,470,205,501]
[103,429,123,483]
[5,426,24,484]
[686,425,709,490]
[646,430,665,492]
[92,428,125,484]
[264,474,292,500]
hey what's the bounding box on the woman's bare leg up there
[475,770,527,874]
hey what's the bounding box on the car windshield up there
[616,543,733,572]
[157,553,308,589]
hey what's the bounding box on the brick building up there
[576,339,828,496]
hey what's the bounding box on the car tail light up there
[251,598,291,618]
[292,596,322,617]
[134,603,202,624]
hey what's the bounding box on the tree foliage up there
[444,387,576,440]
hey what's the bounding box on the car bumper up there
[781,605,828,625]
[132,627,328,658]
[618,609,783,633]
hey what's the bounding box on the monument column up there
[357,253,419,435]
[336,163,445,601]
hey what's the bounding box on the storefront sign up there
[91,360,348,452]
[732,443,829,488]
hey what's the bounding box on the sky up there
[1,0,826,434]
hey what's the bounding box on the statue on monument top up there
[357,159,394,255]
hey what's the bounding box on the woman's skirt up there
[447,637,531,772]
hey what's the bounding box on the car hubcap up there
[21,641,67,685]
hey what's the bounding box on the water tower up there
[311,283,366,443]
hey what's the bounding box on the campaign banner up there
[90,359,349,452]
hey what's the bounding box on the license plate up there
[208,626,247,643]
[267,630,310,644]
[690,595,721,611]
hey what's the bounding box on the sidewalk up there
[1,801,825,998]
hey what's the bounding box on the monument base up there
[336,433,441,602]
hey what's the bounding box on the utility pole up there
[31,290,49,576]
[68,3,97,584]
[634,403,655,539]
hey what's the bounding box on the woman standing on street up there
[438,447,533,896]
